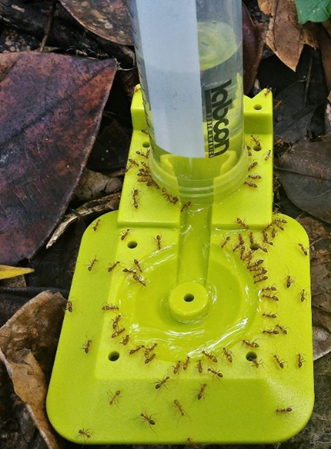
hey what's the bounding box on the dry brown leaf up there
[0,291,67,448]
[258,0,273,15]
[313,326,331,359]
[46,192,120,248]
[71,168,122,202]
[258,0,319,71]
[320,25,331,93]
[298,216,331,359]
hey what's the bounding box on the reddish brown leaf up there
[59,0,133,45]
[0,52,117,264]
[242,3,266,94]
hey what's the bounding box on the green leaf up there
[295,0,331,23]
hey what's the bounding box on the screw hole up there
[109,351,120,362]
[246,351,257,361]
[184,293,194,302]
[142,141,150,148]
[254,104,262,110]
[127,241,138,249]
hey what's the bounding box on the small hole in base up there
[250,244,260,251]
[253,144,262,151]
[142,141,150,148]
[184,293,194,302]
[254,104,262,110]
[127,241,138,249]
[246,351,257,361]
[109,351,120,362]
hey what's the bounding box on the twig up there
[39,0,57,52]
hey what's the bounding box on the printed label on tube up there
[205,79,232,158]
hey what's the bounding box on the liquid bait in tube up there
[128,0,246,201]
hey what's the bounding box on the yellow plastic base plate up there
[46,90,314,445]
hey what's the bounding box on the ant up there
[112,314,122,330]
[297,353,306,368]
[140,412,156,426]
[133,274,146,286]
[262,328,279,335]
[261,285,277,292]
[93,219,101,231]
[248,161,258,171]
[129,345,145,355]
[286,275,294,288]
[298,243,309,256]
[181,201,192,212]
[183,356,190,371]
[173,399,186,417]
[77,428,92,441]
[111,328,125,338]
[261,294,279,302]
[254,275,268,284]
[145,353,156,364]
[132,188,140,209]
[65,301,73,313]
[273,355,286,369]
[102,303,119,311]
[87,258,97,271]
[236,217,249,230]
[221,236,231,248]
[82,338,92,354]
[120,334,130,346]
[276,407,292,414]
[202,350,217,363]
[300,289,307,302]
[244,181,258,188]
[172,360,181,374]
[222,347,233,363]
[108,261,120,272]
[155,234,162,250]
[133,258,143,273]
[262,312,277,319]
[197,383,208,400]
[155,375,171,390]
[250,357,264,368]
[276,324,288,335]
[108,390,121,405]
[242,339,259,348]
[120,229,130,240]
[207,368,223,378]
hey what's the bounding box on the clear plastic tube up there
[128,0,247,202]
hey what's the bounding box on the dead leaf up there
[320,24,331,93]
[71,168,122,202]
[88,118,132,170]
[274,82,318,143]
[0,265,34,280]
[0,291,67,448]
[59,0,133,45]
[258,0,319,71]
[46,192,120,248]
[275,141,331,223]
[242,3,266,94]
[0,52,117,265]
[314,326,331,359]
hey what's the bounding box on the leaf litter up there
[0,51,117,265]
